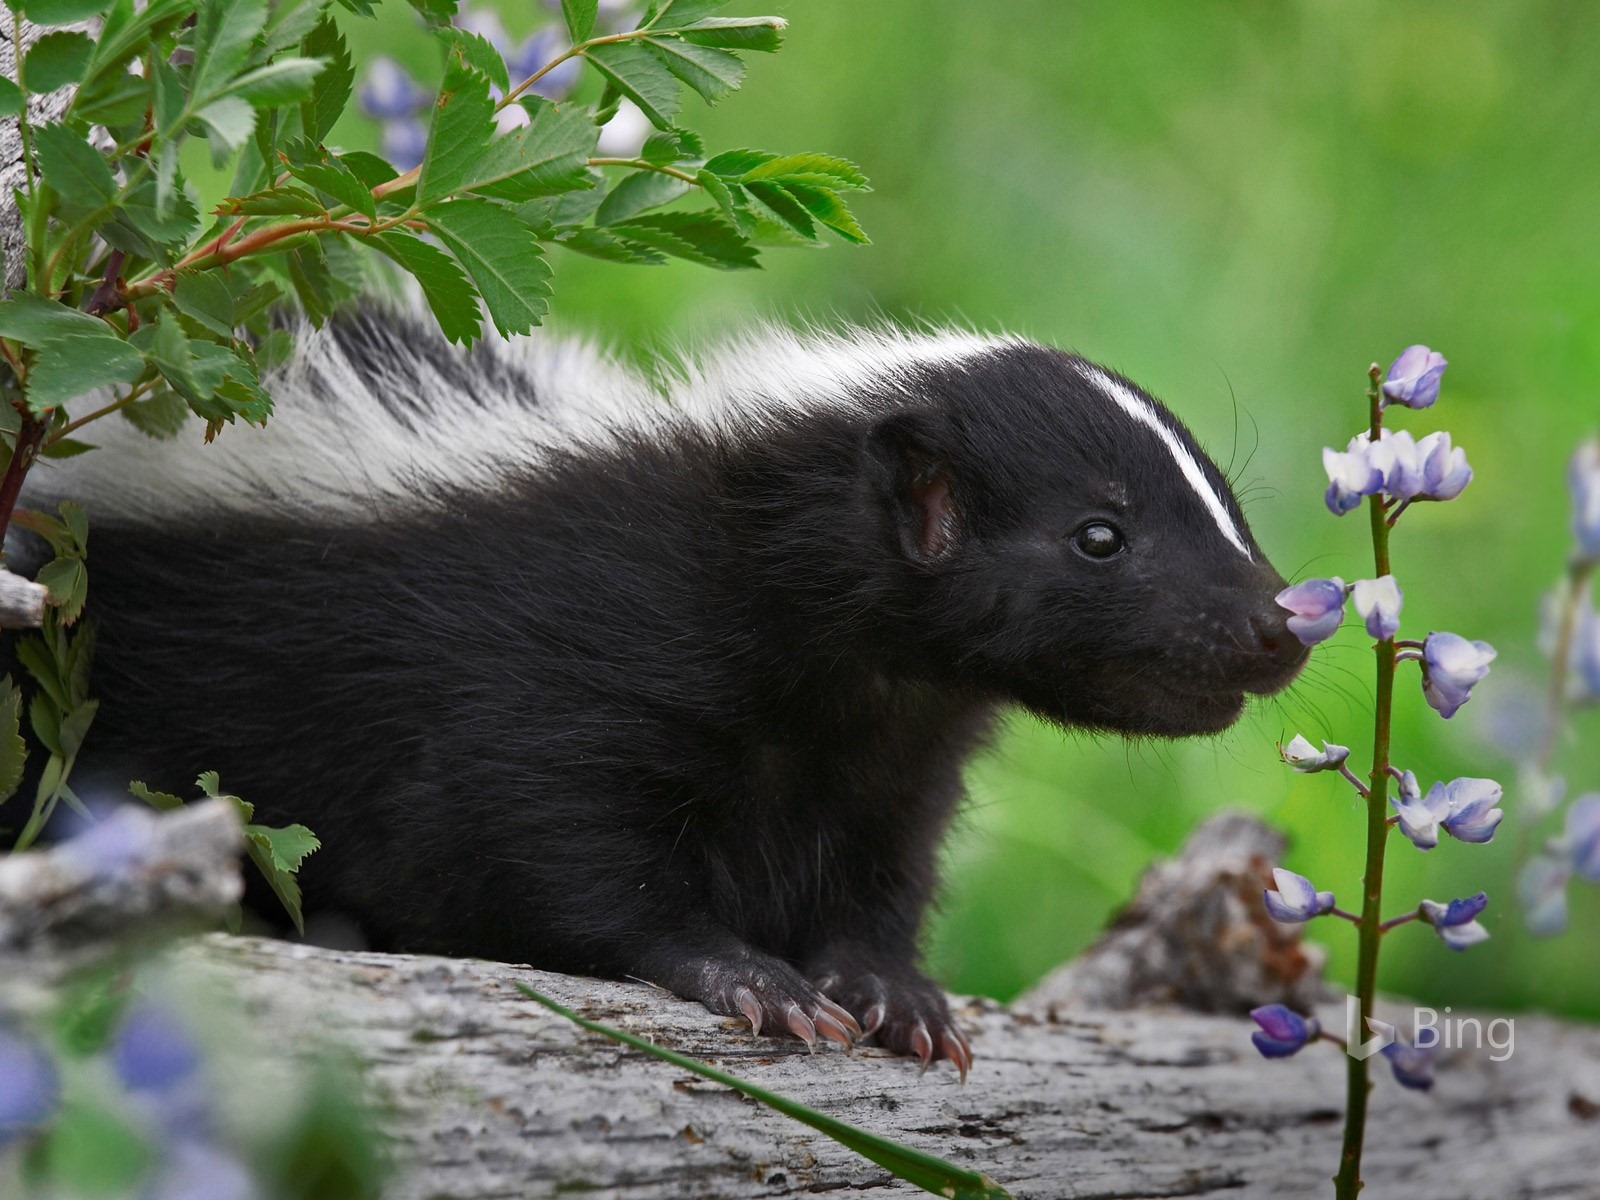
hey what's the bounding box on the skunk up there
[27,305,1306,1076]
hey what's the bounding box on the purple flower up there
[1574,604,1600,703]
[1420,631,1496,718]
[1352,575,1403,641]
[509,26,583,100]
[359,57,426,120]
[1391,773,1449,850]
[1519,853,1571,937]
[1571,437,1600,563]
[1263,867,1336,923]
[1250,1004,1320,1058]
[58,804,156,878]
[143,1139,258,1200]
[1413,431,1473,501]
[1420,892,1490,950]
[455,4,511,53]
[1280,734,1351,773]
[1380,1034,1437,1090]
[1323,439,1384,515]
[1276,577,1348,646]
[1567,793,1600,881]
[112,1005,201,1093]
[0,1027,58,1146]
[1381,345,1448,409]
[381,118,429,173]
[1439,777,1504,844]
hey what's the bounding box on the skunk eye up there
[1072,521,1125,559]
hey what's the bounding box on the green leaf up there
[675,16,786,53]
[417,59,497,205]
[643,37,743,103]
[702,147,775,176]
[81,0,190,96]
[174,272,236,337]
[694,167,752,235]
[101,175,202,260]
[196,96,259,166]
[25,335,146,413]
[60,500,88,552]
[15,0,110,25]
[744,179,815,240]
[300,16,354,142]
[438,26,509,95]
[425,198,552,337]
[404,0,456,25]
[59,698,97,755]
[197,770,223,797]
[596,169,689,225]
[129,780,185,812]
[0,294,114,347]
[264,0,325,54]
[39,437,97,459]
[561,0,597,42]
[467,98,598,201]
[188,0,269,110]
[583,40,681,129]
[0,679,26,805]
[781,182,868,243]
[608,211,759,269]
[339,150,397,190]
[0,77,22,118]
[122,386,190,439]
[37,558,89,624]
[226,57,327,106]
[555,226,665,265]
[22,31,94,93]
[284,239,339,326]
[371,230,482,346]
[641,127,703,164]
[512,982,1014,1200]
[741,153,868,189]
[221,185,328,216]
[285,153,377,219]
[244,821,320,875]
[645,0,729,25]
[33,123,117,205]
[15,639,66,712]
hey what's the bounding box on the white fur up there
[23,319,1016,522]
[1077,364,1253,560]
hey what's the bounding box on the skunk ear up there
[866,414,962,565]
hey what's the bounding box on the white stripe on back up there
[1078,364,1252,560]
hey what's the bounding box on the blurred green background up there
[329,1,1600,1018]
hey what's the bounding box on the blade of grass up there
[510,981,1011,1200]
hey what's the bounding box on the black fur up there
[61,310,1305,1070]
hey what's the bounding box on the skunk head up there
[867,343,1304,737]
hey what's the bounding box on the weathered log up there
[4,806,1597,1199]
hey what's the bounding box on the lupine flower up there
[112,1004,202,1093]
[1263,867,1336,923]
[1439,777,1505,843]
[1323,439,1385,514]
[1519,853,1571,937]
[1380,1033,1437,1090]
[1249,1004,1320,1058]
[381,118,429,172]
[0,1027,58,1146]
[509,26,583,100]
[1420,631,1496,718]
[1381,345,1448,409]
[1280,734,1351,773]
[1519,766,1566,824]
[1390,773,1449,850]
[1574,604,1600,703]
[1571,437,1600,563]
[58,804,156,878]
[1412,431,1473,501]
[1420,892,1490,950]
[1352,575,1403,641]
[1568,793,1600,881]
[143,1139,259,1200]
[1276,577,1348,646]
[358,57,425,120]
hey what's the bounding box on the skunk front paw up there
[809,962,972,1081]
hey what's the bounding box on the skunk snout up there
[1241,599,1309,692]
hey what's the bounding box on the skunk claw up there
[785,1004,818,1051]
[813,1009,855,1050]
[735,986,763,1037]
[941,1029,972,1083]
[861,1002,887,1036]
[817,996,863,1042]
[911,1021,934,1072]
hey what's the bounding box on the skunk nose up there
[1250,607,1308,669]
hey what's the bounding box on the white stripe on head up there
[1078,364,1253,560]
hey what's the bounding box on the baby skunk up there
[31,306,1306,1076]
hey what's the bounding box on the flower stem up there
[1335,369,1396,1200]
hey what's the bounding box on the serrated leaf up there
[197,770,222,797]
[30,693,62,756]
[0,680,26,805]
[694,167,752,236]
[371,230,482,346]
[59,699,97,754]
[129,780,185,812]
[596,169,689,225]
[34,123,116,205]
[641,127,703,164]
[39,438,97,459]
[0,78,22,118]
[37,558,89,625]
[81,0,190,96]
[174,273,235,337]
[285,239,338,326]
[561,0,597,41]
[245,835,307,933]
[781,182,868,243]
[741,153,867,189]
[675,16,786,53]
[468,98,599,201]
[25,335,146,413]
[0,295,115,347]
[23,31,94,93]
[121,386,190,439]
[300,16,354,141]
[285,154,376,219]
[226,57,327,106]
[15,0,110,25]
[583,40,680,130]
[196,96,259,167]
[404,0,456,25]
[646,0,729,25]
[338,150,396,190]
[702,147,775,176]
[744,179,815,239]
[70,68,147,126]
[245,822,320,875]
[437,26,509,95]
[425,198,552,337]
[644,37,743,103]
[189,0,269,109]
[417,59,497,205]
[14,640,66,711]
[264,0,324,54]
[60,501,88,553]
[221,185,327,216]
[608,211,758,269]
[556,226,665,265]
